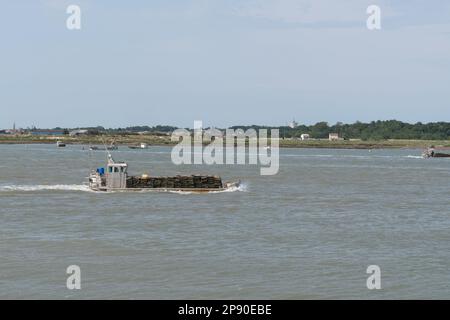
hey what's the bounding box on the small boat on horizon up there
[128,143,148,150]
[56,141,66,147]
[89,141,118,151]
[422,146,450,158]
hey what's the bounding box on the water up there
[0,144,449,299]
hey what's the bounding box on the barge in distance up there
[422,146,450,158]
[88,154,241,192]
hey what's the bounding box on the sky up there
[1,0,450,129]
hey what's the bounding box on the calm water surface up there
[0,144,449,299]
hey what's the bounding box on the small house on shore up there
[300,134,310,140]
[329,133,340,141]
[69,129,89,137]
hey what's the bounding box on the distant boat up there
[128,143,148,150]
[56,141,66,147]
[89,142,118,151]
[422,146,450,158]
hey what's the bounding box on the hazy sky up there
[1,0,450,129]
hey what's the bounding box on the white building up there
[69,129,89,136]
[329,133,340,141]
[300,134,310,140]
[288,119,298,129]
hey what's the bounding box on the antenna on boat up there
[88,141,94,172]
[100,137,114,164]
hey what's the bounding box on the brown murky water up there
[1,144,449,299]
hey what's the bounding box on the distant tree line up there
[46,125,177,135]
[231,120,450,140]
[42,120,450,140]
[110,125,178,133]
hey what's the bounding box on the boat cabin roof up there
[107,162,128,167]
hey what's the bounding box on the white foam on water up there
[405,155,424,159]
[167,190,195,195]
[208,182,248,194]
[0,184,92,192]
[0,183,247,195]
[165,182,247,195]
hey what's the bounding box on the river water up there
[0,144,449,299]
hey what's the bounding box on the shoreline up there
[1,136,448,149]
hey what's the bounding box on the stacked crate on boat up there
[126,175,223,189]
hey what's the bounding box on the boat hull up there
[90,146,118,151]
[431,153,450,158]
[90,181,240,193]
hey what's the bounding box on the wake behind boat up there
[88,154,240,193]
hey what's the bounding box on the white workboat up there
[88,154,240,193]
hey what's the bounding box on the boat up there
[56,141,66,147]
[128,143,148,149]
[422,147,450,158]
[89,142,118,151]
[88,154,240,192]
